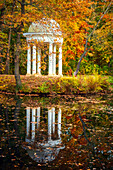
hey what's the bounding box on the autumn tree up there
[89,0,113,74]
[74,0,113,76]
[50,0,94,75]
[0,0,48,88]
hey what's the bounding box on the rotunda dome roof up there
[28,18,62,35]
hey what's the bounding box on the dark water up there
[0,94,113,169]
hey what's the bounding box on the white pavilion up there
[23,18,63,76]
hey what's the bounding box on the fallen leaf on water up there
[38,164,41,166]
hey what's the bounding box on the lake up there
[0,94,113,169]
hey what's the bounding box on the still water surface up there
[0,94,113,169]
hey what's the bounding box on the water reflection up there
[25,107,64,163]
[0,94,113,169]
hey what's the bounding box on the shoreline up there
[0,75,112,96]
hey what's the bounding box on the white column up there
[58,45,62,76]
[49,43,53,75]
[48,109,52,140]
[26,107,30,137]
[58,108,61,138]
[32,108,36,141]
[52,107,55,134]
[37,107,40,129]
[53,44,56,75]
[37,47,41,75]
[27,44,31,74]
[32,45,36,74]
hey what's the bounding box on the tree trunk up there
[21,0,25,14]
[14,0,25,90]
[74,42,88,76]
[14,33,22,89]
[14,97,21,136]
[5,28,11,74]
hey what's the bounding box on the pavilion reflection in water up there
[25,107,65,163]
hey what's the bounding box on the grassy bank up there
[0,75,112,95]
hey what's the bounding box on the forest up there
[0,0,112,77]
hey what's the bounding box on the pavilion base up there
[26,74,63,77]
[26,73,31,76]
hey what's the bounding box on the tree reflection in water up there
[24,107,65,163]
